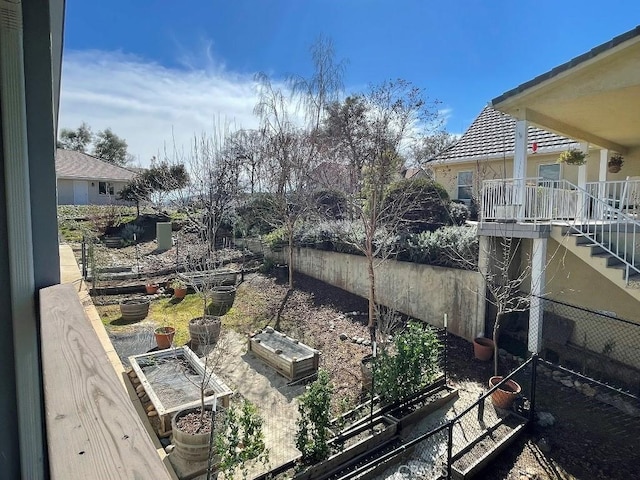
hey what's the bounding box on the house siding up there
[57,178,132,205]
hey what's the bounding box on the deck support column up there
[528,237,547,354]
[577,142,589,219]
[513,120,528,221]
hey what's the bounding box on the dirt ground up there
[85,239,640,480]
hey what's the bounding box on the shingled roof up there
[56,149,136,181]
[436,105,576,164]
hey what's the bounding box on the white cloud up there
[59,50,263,167]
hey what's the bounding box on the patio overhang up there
[492,26,640,155]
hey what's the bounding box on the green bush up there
[448,201,470,225]
[296,370,333,463]
[403,225,478,269]
[382,178,451,233]
[374,321,443,404]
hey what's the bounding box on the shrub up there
[296,370,333,463]
[120,224,144,245]
[263,227,287,249]
[448,201,470,225]
[374,321,443,404]
[404,225,478,269]
[382,178,451,233]
[312,189,348,220]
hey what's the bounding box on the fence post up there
[529,355,538,426]
[446,421,453,479]
[81,235,87,279]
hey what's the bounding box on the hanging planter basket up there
[608,154,624,173]
[557,148,587,166]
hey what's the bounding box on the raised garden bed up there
[294,415,398,480]
[178,268,238,288]
[128,346,233,434]
[248,327,320,381]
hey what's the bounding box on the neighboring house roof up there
[402,167,427,180]
[56,149,136,182]
[435,105,576,164]
[492,26,640,106]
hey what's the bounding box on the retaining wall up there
[239,239,485,341]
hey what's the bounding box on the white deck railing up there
[481,178,640,284]
[481,178,580,223]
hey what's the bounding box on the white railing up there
[481,178,640,284]
[481,178,579,223]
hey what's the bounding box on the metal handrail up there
[481,178,640,284]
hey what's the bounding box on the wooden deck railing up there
[40,283,173,479]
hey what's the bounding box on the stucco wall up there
[245,241,486,341]
[433,147,640,203]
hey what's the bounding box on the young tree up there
[323,79,444,342]
[93,127,132,166]
[254,37,344,289]
[57,122,93,151]
[118,161,189,217]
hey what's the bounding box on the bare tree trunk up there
[367,245,376,342]
[287,224,294,290]
[493,311,504,376]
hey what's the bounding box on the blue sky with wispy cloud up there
[59,1,640,166]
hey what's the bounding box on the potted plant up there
[608,154,624,173]
[170,279,187,299]
[145,283,160,294]
[154,326,175,349]
[557,148,587,166]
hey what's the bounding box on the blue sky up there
[60,1,640,166]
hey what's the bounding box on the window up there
[457,171,473,201]
[538,164,560,186]
[98,181,114,195]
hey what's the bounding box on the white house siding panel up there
[56,179,74,205]
[279,247,485,341]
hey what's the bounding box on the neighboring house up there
[449,27,640,370]
[56,148,136,205]
[431,105,579,206]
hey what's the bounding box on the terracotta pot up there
[488,376,521,409]
[154,326,175,349]
[145,284,159,294]
[473,337,495,361]
[172,287,187,299]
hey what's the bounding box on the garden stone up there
[537,437,551,453]
[265,326,274,333]
[363,340,371,347]
[339,333,349,341]
[582,385,596,397]
[536,411,555,427]
[561,378,574,388]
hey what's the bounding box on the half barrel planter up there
[189,316,222,349]
[205,286,237,316]
[171,405,217,462]
[119,298,151,322]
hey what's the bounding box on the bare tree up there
[253,37,344,289]
[324,79,444,341]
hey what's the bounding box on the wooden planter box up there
[178,268,238,288]
[387,386,459,430]
[128,346,233,435]
[294,415,398,480]
[248,329,320,381]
